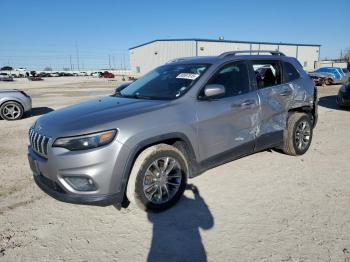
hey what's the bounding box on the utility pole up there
[69,55,73,71]
[108,54,111,70]
[76,42,80,71]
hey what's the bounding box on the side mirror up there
[204,84,225,98]
[115,82,131,94]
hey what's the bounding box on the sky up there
[1,0,349,70]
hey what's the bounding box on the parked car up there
[28,50,318,211]
[0,89,32,120]
[73,72,88,76]
[37,72,50,78]
[102,71,115,78]
[337,83,350,107]
[90,72,100,77]
[308,72,326,86]
[341,68,350,81]
[314,67,348,84]
[28,76,44,81]
[0,66,13,71]
[0,73,14,81]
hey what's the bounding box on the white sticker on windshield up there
[176,73,200,80]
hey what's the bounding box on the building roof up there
[129,38,321,50]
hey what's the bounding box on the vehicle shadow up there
[318,95,350,111]
[147,184,214,262]
[27,107,54,117]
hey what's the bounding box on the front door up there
[194,61,260,162]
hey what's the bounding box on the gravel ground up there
[0,78,349,262]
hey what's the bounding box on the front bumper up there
[27,138,130,207]
[33,172,121,206]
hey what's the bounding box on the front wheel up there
[127,144,188,211]
[283,113,313,156]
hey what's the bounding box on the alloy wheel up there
[142,157,182,204]
[2,104,21,120]
[295,120,311,151]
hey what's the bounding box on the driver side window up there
[208,62,250,98]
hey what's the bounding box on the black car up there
[337,83,350,107]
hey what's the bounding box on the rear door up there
[250,60,294,151]
[194,61,260,162]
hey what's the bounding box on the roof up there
[129,38,321,50]
[168,54,296,66]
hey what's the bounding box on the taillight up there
[19,90,30,97]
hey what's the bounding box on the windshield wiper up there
[123,93,155,99]
[113,92,162,100]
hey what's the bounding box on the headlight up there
[53,130,117,151]
[340,85,347,93]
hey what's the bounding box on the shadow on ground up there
[318,95,350,111]
[147,184,214,262]
[28,107,54,117]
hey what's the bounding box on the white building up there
[129,38,321,75]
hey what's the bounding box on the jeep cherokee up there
[27,50,318,211]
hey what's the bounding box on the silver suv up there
[27,51,318,211]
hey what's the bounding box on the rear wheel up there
[127,144,188,211]
[283,113,313,156]
[0,101,24,120]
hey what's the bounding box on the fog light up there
[64,176,97,191]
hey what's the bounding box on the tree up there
[344,48,350,61]
[43,66,52,71]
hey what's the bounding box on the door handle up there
[279,90,292,96]
[231,100,255,108]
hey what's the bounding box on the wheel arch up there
[288,105,317,127]
[119,132,197,207]
[0,99,24,109]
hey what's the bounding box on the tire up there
[126,144,188,211]
[282,113,313,156]
[0,101,24,121]
[336,96,345,108]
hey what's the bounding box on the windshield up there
[118,64,209,100]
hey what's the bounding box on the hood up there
[34,96,169,137]
[311,72,335,79]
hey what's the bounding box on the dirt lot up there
[0,78,349,261]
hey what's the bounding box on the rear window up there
[252,61,282,88]
[283,62,300,82]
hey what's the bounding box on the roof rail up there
[167,57,191,63]
[218,50,286,59]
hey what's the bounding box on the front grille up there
[29,128,51,158]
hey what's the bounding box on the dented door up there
[255,83,294,150]
[195,91,259,162]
